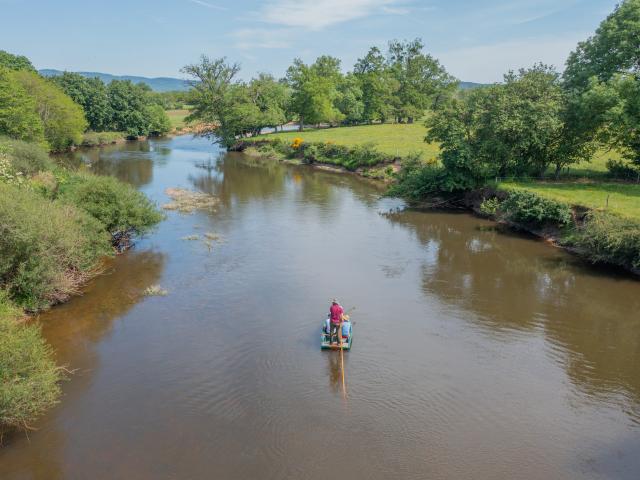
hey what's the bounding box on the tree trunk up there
[299,116,303,132]
[554,163,562,180]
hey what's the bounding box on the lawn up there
[500,181,640,219]
[166,109,191,129]
[256,123,440,160]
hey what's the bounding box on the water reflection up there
[387,209,640,415]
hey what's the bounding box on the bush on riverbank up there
[235,138,395,172]
[56,172,164,246]
[499,190,573,228]
[0,183,111,310]
[80,131,125,147]
[0,136,52,175]
[569,212,640,270]
[0,293,62,435]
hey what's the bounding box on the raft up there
[321,321,353,350]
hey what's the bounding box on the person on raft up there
[329,299,344,345]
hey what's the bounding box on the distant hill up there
[39,69,190,92]
[459,81,489,90]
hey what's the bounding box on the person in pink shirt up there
[329,299,344,346]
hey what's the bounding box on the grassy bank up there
[0,136,163,433]
[166,109,191,130]
[255,123,439,160]
[81,131,126,147]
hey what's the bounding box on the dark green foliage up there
[606,158,640,180]
[147,104,172,135]
[570,212,640,269]
[0,293,61,433]
[0,68,46,145]
[0,183,111,310]
[57,172,164,238]
[0,136,52,175]
[0,50,36,72]
[387,38,457,123]
[500,190,572,227]
[51,72,112,131]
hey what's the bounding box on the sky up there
[0,0,620,83]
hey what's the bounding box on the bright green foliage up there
[427,65,591,183]
[563,0,640,165]
[51,72,112,131]
[0,182,111,310]
[0,50,36,72]
[57,172,164,237]
[570,211,640,269]
[354,47,397,123]
[80,131,125,147]
[387,39,457,123]
[0,136,52,175]
[0,68,46,145]
[147,104,172,135]
[564,0,640,90]
[12,70,87,151]
[500,189,573,227]
[183,57,290,146]
[0,292,61,433]
[336,74,364,125]
[286,57,344,129]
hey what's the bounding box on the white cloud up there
[259,0,405,30]
[187,0,227,11]
[437,35,584,83]
[231,28,293,50]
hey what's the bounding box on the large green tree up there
[564,0,640,166]
[51,72,111,131]
[0,68,46,145]
[12,70,87,151]
[353,47,396,123]
[387,39,457,123]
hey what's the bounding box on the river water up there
[1,136,639,479]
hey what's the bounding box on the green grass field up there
[257,123,440,160]
[166,109,191,129]
[258,123,639,219]
[501,181,640,219]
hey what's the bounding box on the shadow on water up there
[0,250,165,477]
[386,209,640,417]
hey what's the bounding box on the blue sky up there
[0,0,619,83]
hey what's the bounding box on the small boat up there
[321,319,353,350]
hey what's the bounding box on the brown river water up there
[1,136,639,479]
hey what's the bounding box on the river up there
[1,135,639,479]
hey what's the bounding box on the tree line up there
[183,38,456,147]
[0,52,171,151]
[187,0,639,184]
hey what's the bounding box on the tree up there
[427,65,590,183]
[0,68,46,145]
[286,57,344,130]
[563,0,640,166]
[147,104,172,136]
[11,70,86,150]
[51,72,111,131]
[564,0,640,91]
[107,80,168,137]
[248,73,290,132]
[336,74,364,124]
[0,50,36,72]
[387,39,457,123]
[354,47,396,123]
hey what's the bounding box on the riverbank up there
[0,137,164,435]
[232,136,640,277]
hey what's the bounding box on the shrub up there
[0,136,52,175]
[0,292,62,434]
[569,211,640,270]
[606,159,639,181]
[479,197,500,216]
[0,67,46,146]
[500,189,572,227]
[57,172,164,241]
[0,183,111,310]
[80,131,125,147]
